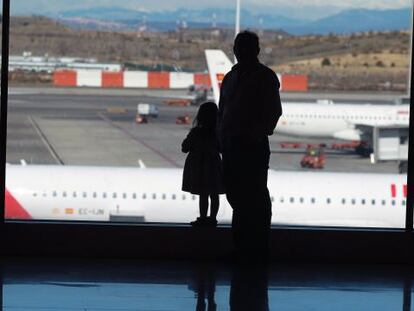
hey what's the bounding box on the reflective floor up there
[2,258,413,310]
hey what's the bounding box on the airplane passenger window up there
[113,193,117,199]
[132,193,137,199]
[62,191,67,198]
[311,198,315,204]
[172,194,176,200]
[73,192,77,198]
[326,198,331,204]
[52,191,57,197]
[280,197,284,203]
[163,194,167,200]
[341,198,346,204]
[351,199,356,205]
[123,193,127,199]
[371,199,375,205]
[382,200,386,206]
[83,192,87,198]
[361,199,365,205]
[93,192,97,198]
[103,193,107,199]
[290,197,294,203]
[391,200,396,206]
[152,194,156,199]
[182,194,186,200]
[142,194,146,200]
[299,197,304,203]
[271,196,274,202]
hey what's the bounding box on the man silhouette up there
[218,31,282,259]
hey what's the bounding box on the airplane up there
[205,50,409,154]
[6,164,407,228]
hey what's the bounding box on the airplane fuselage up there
[6,165,407,228]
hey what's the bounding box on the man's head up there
[233,31,260,64]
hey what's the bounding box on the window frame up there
[0,0,413,262]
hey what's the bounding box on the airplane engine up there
[333,129,361,141]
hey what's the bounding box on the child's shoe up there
[190,217,207,227]
[206,217,218,227]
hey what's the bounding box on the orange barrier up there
[102,72,123,88]
[281,74,308,92]
[53,70,77,87]
[148,72,170,89]
[194,73,211,87]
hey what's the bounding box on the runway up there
[6,87,403,173]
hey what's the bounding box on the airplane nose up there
[5,189,31,220]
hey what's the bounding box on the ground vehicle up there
[135,115,148,124]
[164,99,191,106]
[300,146,325,169]
[137,103,159,118]
[176,115,191,125]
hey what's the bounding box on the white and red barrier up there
[54,70,308,91]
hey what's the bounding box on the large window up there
[3,0,413,229]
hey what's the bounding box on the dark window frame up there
[0,0,413,262]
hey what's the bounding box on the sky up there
[10,0,412,20]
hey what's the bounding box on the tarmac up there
[5,86,404,173]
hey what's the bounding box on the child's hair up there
[193,101,218,135]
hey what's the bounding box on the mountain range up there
[52,6,411,35]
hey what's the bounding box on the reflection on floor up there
[2,258,413,310]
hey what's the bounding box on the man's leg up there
[222,141,247,253]
[233,139,271,257]
[248,139,272,256]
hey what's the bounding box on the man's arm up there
[264,73,283,135]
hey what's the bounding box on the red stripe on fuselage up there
[5,189,32,219]
[391,184,396,198]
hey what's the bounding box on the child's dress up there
[182,127,225,195]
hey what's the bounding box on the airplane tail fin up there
[205,50,233,104]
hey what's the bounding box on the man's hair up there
[234,30,260,56]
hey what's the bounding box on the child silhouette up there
[182,102,225,227]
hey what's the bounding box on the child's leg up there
[209,194,219,220]
[199,194,209,218]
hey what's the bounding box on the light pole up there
[235,0,241,38]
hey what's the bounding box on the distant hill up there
[53,6,411,35]
[285,8,411,35]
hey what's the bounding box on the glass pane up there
[4,1,412,228]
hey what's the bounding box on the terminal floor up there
[2,258,413,310]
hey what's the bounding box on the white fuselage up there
[205,49,409,142]
[276,102,409,140]
[6,165,407,228]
